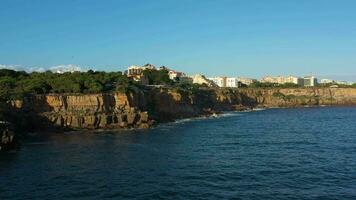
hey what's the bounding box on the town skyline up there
[1,63,356,83]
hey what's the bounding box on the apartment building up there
[207,77,240,88]
[261,75,303,85]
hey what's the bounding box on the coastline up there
[3,87,356,133]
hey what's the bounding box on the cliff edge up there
[4,87,356,131]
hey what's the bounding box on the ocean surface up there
[1,107,356,200]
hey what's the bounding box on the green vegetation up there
[249,82,299,88]
[249,82,278,88]
[0,69,137,101]
[279,83,299,88]
[142,69,173,85]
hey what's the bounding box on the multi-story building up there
[207,77,240,88]
[261,75,303,85]
[302,76,318,87]
[226,77,239,88]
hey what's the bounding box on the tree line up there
[0,69,137,101]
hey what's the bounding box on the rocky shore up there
[0,122,19,152]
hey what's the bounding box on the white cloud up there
[0,64,25,71]
[49,64,90,73]
[0,64,93,73]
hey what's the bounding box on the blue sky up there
[1,0,356,80]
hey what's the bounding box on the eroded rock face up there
[11,92,153,130]
[239,88,356,107]
[8,88,356,131]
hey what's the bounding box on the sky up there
[1,0,356,80]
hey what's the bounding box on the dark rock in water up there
[0,121,20,152]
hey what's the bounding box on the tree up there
[0,77,16,100]
[142,69,173,85]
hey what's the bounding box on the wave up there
[252,108,267,111]
[169,108,267,126]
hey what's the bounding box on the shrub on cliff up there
[142,69,173,85]
[249,82,278,88]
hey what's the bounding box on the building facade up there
[226,77,239,88]
[261,75,303,85]
[302,76,318,87]
[207,77,240,88]
[208,77,227,87]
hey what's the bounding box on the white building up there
[50,65,85,74]
[303,76,318,87]
[207,77,240,88]
[261,75,302,85]
[320,79,334,84]
[226,77,239,88]
[208,77,227,87]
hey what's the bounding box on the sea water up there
[1,107,356,199]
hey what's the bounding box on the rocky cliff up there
[6,87,356,131]
[240,88,356,107]
[10,92,152,130]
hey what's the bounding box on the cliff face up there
[10,93,151,130]
[240,88,356,107]
[7,87,356,131]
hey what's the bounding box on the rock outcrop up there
[0,122,19,152]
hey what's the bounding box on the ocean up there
[1,107,356,199]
